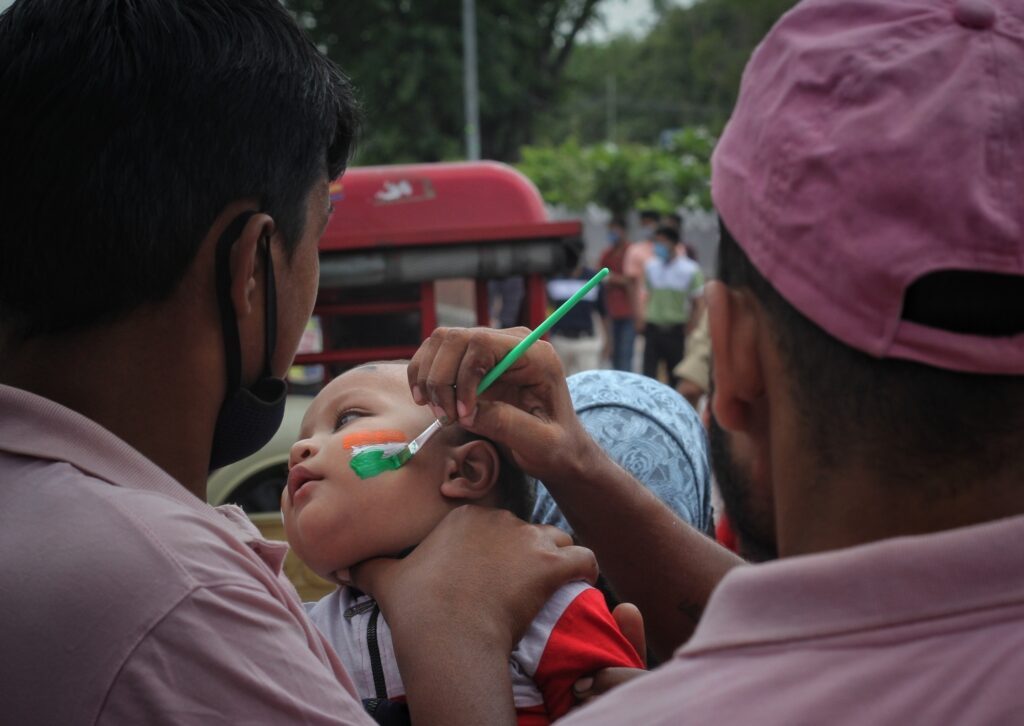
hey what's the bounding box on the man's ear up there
[707,280,765,434]
[226,212,276,322]
[439,439,500,502]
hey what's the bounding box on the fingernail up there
[430,403,446,421]
[459,406,476,427]
[412,385,423,404]
[457,400,468,419]
[573,677,594,694]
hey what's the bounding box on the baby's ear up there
[440,439,500,502]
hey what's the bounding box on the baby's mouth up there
[286,465,320,501]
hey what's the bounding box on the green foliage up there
[286,0,798,165]
[538,0,800,145]
[517,127,716,215]
[287,0,604,164]
[518,140,594,210]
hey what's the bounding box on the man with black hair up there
[640,226,704,389]
[636,209,661,242]
[400,0,1024,722]
[0,1,594,723]
[661,211,696,261]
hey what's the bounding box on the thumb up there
[612,603,646,666]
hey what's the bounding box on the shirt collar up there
[0,383,287,573]
[684,513,1024,655]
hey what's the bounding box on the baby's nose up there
[288,438,318,468]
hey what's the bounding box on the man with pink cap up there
[405,0,1024,722]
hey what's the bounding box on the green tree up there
[288,0,605,164]
[538,0,800,146]
[517,126,716,215]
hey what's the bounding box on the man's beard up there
[708,413,778,562]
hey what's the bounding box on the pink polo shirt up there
[623,241,654,324]
[0,384,373,725]
[563,513,1024,724]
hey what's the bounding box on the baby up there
[283,362,642,724]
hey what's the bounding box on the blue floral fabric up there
[531,370,712,535]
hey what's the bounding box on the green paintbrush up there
[349,267,610,479]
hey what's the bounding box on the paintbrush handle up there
[476,267,609,395]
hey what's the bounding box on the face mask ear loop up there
[215,210,259,397]
[261,233,278,379]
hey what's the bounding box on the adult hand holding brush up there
[407,321,743,662]
[407,324,605,487]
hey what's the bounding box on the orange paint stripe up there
[342,430,408,449]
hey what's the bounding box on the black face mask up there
[208,211,288,471]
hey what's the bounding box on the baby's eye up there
[333,409,363,432]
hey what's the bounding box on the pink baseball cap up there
[711,0,1024,374]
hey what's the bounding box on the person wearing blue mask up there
[641,226,704,389]
[598,218,636,371]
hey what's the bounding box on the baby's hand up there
[572,602,648,706]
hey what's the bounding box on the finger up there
[409,329,444,406]
[468,337,564,388]
[533,523,575,549]
[573,668,646,702]
[612,603,646,666]
[453,329,524,424]
[424,328,475,422]
[572,675,595,702]
[552,543,599,586]
[499,325,532,336]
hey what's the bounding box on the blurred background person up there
[547,262,605,376]
[599,217,636,371]
[624,209,659,361]
[641,226,704,388]
[662,211,697,261]
[674,308,710,411]
[488,276,525,329]
[635,209,661,242]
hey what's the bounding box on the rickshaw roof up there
[320,161,581,251]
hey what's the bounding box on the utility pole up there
[462,0,481,160]
[606,73,618,143]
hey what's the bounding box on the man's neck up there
[775,457,1024,557]
[0,316,219,499]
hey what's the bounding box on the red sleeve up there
[716,513,738,554]
[532,587,644,721]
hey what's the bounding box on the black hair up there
[717,220,1024,486]
[654,226,680,244]
[640,209,661,223]
[445,426,537,521]
[0,0,360,339]
[666,213,686,240]
[609,217,627,229]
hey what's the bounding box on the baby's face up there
[282,363,452,580]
